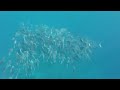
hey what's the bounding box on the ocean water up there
[0,11,120,79]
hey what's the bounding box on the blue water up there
[0,11,120,79]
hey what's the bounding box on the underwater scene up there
[0,11,120,79]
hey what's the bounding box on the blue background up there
[0,11,120,79]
